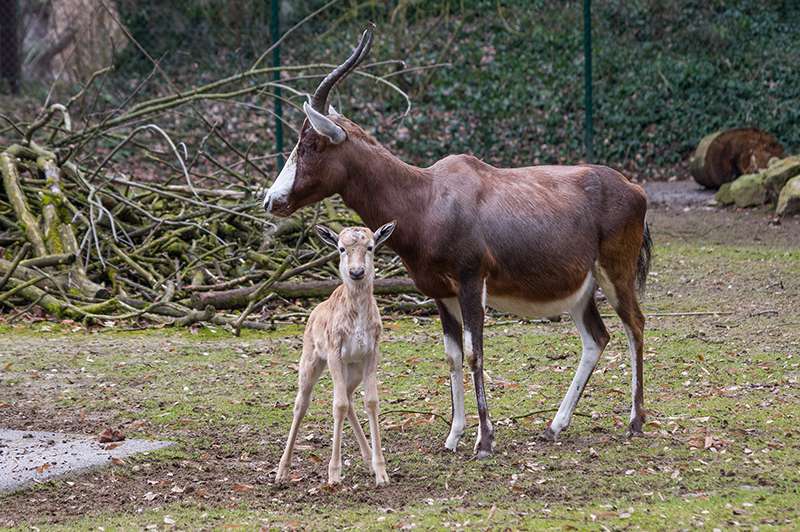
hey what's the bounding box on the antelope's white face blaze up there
[263,144,299,213]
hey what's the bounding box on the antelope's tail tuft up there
[636,222,653,295]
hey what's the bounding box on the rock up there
[777,176,800,216]
[763,156,800,198]
[715,182,734,205]
[730,172,768,208]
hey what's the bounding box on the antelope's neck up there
[339,141,432,255]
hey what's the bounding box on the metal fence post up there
[583,0,593,162]
[271,0,284,170]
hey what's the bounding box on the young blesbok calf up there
[276,222,396,486]
[264,29,652,458]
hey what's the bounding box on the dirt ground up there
[1,194,799,530]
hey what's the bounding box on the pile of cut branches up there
[0,60,425,332]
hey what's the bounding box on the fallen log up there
[689,128,784,189]
[19,253,75,268]
[1,153,48,256]
[192,277,420,310]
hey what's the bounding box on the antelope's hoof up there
[474,448,493,460]
[444,431,463,452]
[627,417,645,436]
[540,427,558,442]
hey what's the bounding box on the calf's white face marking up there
[264,144,299,212]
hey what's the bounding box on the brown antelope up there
[264,29,653,458]
[276,222,396,486]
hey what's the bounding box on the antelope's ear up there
[304,101,346,144]
[374,220,397,250]
[315,225,340,249]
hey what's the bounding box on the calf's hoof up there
[274,468,290,484]
[328,466,342,485]
[375,470,390,486]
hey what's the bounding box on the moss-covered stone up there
[729,172,767,207]
[763,156,800,198]
[776,175,800,216]
[715,182,734,205]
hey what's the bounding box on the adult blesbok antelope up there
[264,29,652,458]
[277,222,397,486]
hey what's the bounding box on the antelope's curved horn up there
[311,26,374,113]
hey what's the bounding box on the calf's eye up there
[367,246,373,251]
[339,247,345,253]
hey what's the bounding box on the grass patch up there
[1,210,799,528]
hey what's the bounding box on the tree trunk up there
[689,128,784,189]
[0,0,20,94]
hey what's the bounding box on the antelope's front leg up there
[328,362,349,485]
[364,351,389,486]
[459,279,494,458]
[436,299,466,451]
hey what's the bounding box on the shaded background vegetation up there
[8,0,800,179]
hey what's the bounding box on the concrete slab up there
[0,429,172,494]
[644,179,716,208]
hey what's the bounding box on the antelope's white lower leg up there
[444,333,466,450]
[547,295,609,440]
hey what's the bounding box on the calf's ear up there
[374,220,397,250]
[315,225,340,249]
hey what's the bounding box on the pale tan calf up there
[276,221,396,486]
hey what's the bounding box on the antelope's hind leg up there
[276,350,325,483]
[544,282,609,441]
[596,270,647,435]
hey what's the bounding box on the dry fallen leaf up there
[35,463,51,474]
[232,483,254,492]
[98,427,126,443]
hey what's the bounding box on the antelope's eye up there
[339,247,345,253]
[367,246,373,252]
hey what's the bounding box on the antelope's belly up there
[487,274,593,318]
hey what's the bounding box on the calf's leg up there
[328,360,350,484]
[346,365,372,471]
[276,351,325,482]
[363,350,389,485]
